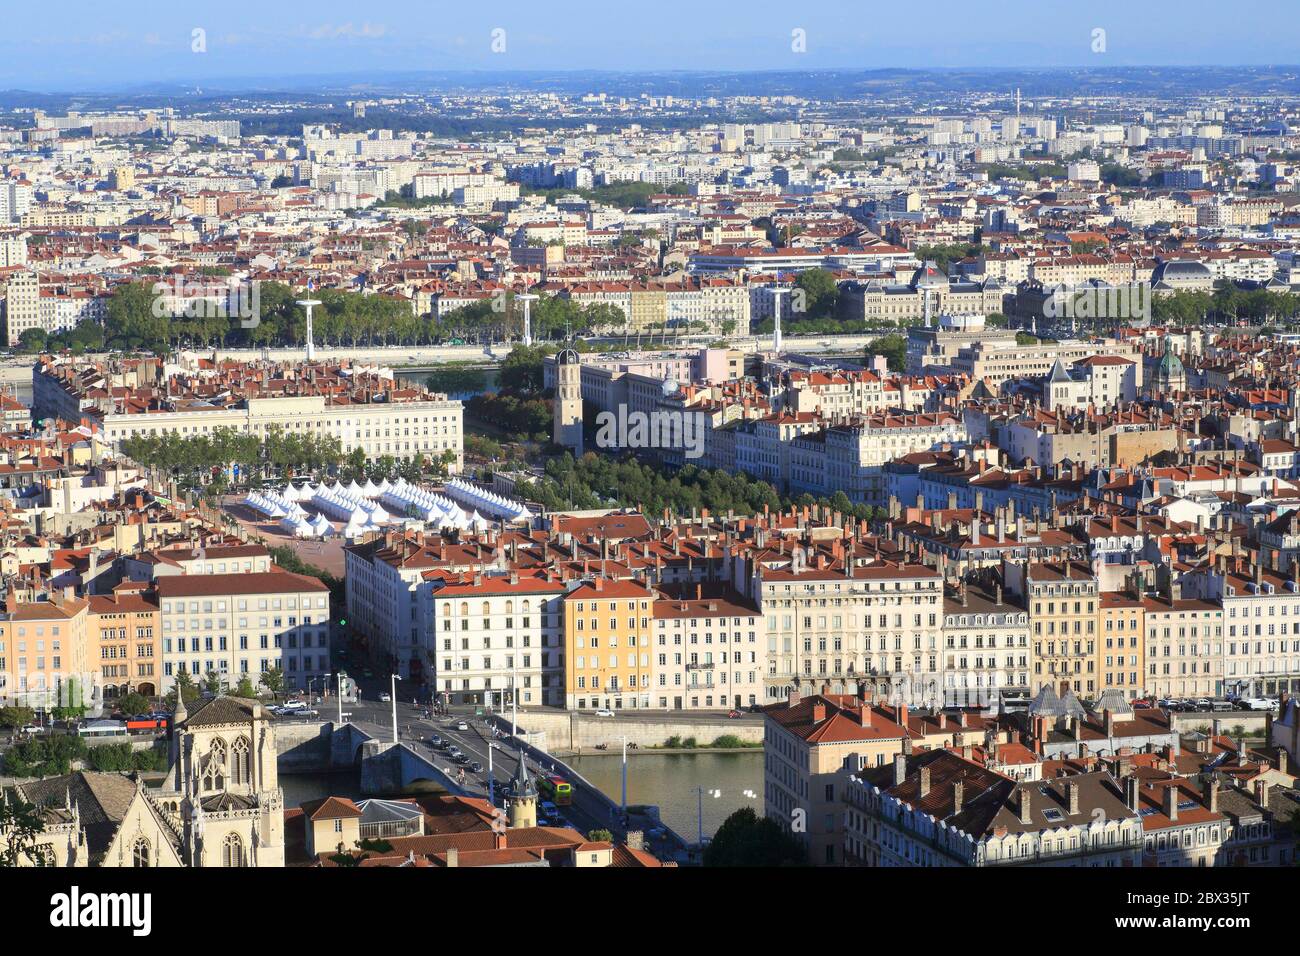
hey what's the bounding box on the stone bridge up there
[274,719,466,796]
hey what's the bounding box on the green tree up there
[703,807,807,867]
[0,798,48,867]
[793,268,839,319]
[115,692,150,717]
[866,334,907,372]
[0,706,34,739]
[16,328,47,353]
[261,666,286,699]
[167,668,200,708]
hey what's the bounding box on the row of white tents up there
[311,485,395,538]
[279,513,334,539]
[279,478,397,502]
[380,483,491,532]
[443,478,530,522]
[244,491,308,521]
[247,475,527,541]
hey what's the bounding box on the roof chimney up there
[1124,775,1140,812]
[1018,786,1032,824]
[1163,783,1179,822]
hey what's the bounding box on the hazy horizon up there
[7,0,1300,93]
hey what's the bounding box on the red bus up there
[126,717,168,733]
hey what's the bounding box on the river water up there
[568,750,764,841]
[279,749,764,841]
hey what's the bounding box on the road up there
[323,689,682,858]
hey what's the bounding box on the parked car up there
[1131,699,1153,709]
[378,692,391,703]
[726,710,743,718]
[1210,700,1234,712]
[540,800,559,817]
[19,723,41,735]
[1190,698,1214,712]
[593,709,615,718]
[1241,697,1275,712]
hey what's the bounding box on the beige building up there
[756,560,944,705]
[652,591,763,710]
[157,570,331,694]
[763,692,909,865]
[0,594,93,711]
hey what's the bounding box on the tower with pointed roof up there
[506,747,538,829]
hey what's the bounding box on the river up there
[568,750,764,841]
[279,749,764,842]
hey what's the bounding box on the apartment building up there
[1098,591,1145,699]
[651,590,763,710]
[1141,592,1224,700]
[1182,560,1300,698]
[788,412,966,505]
[951,340,1144,389]
[156,570,331,693]
[756,558,944,704]
[33,356,464,469]
[0,594,93,711]
[941,582,1031,704]
[423,569,567,709]
[563,578,656,711]
[88,582,160,700]
[1007,560,1099,697]
[763,692,909,866]
[845,750,1143,867]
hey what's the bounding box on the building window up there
[231,736,251,787]
[222,832,244,868]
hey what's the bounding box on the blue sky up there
[4,0,1300,90]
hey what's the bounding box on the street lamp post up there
[517,293,538,348]
[510,664,518,739]
[695,787,721,849]
[390,673,401,744]
[487,741,496,806]
[621,735,629,818]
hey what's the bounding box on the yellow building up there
[1016,560,1099,697]
[1098,591,1145,700]
[563,578,655,710]
[629,287,667,332]
[88,582,160,699]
